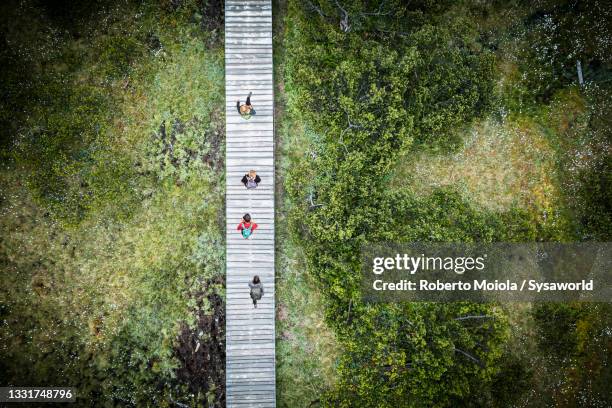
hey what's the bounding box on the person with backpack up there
[248,275,264,308]
[236,91,256,119]
[241,170,261,189]
[237,213,258,239]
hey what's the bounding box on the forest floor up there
[273,1,340,407]
[0,1,226,405]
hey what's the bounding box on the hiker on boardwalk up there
[236,91,256,119]
[248,275,264,308]
[237,213,258,239]
[241,170,261,189]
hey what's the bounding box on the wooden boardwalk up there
[224,0,275,406]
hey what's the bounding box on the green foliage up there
[140,38,224,183]
[532,303,612,407]
[487,354,533,408]
[533,303,582,357]
[494,0,612,113]
[403,23,495,146]
[99,35,143,78]
[2,0,143,225]
[557,86,612,240]
[518,0,612,103]
[12,81,138,223]
[286,1,495,153]
[283,1,513,406]
[0,0,225,406]
[323,303,507,408]
[283,0,610,405]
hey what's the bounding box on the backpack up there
[246,178,258,189]
[250,285,262,300]
[241,223,253,239]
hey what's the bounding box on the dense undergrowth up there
[282,0,610,406]
[0,0,226,406]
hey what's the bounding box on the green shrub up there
[283,1,511,405]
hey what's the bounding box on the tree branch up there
[335,0,350,32]
[169,396,190,408]
[308,191,325,209]
[455,315,494,321]
[360,0,391,17]
[306,0,326,18]
[454,348,484,367]
[346,299,353,324]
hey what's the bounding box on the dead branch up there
[308,192,325,209]
[335,0,351,32]
[347,299,353,324]
[306,0,327,18]
[454,348,484,367]
[169,396,190,408]
[455,315,494,321]
[360,0,391,17]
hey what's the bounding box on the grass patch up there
[391,117,561,213]
[275,113,340,407]
[276,237,339,408]
[274,1,339,404]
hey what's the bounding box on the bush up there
[284,1,510,405]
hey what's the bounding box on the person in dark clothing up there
[236,92,255,118]
[241,170,261,189]
[237,213,258,239]
[248,275,264,308]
